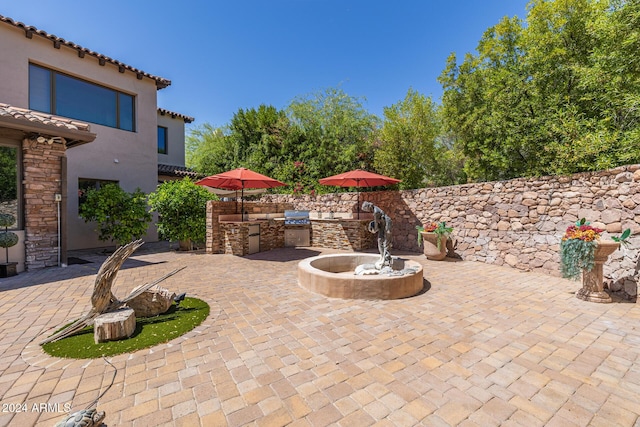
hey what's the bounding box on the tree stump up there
[94,308,136,343]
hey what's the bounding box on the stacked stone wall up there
[22,139,65,269]
[206,201,293,255]
[262,165,640,301]
[310,220,376,251]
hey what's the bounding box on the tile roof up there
[158,164,201,179]
[0,102,96,147]
[0,103,91,132]
[158,108,195,124]
[0,14,171,89]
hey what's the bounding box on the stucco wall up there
[157,113,187,168]
[262,165,640,300]
[0,21,160,250]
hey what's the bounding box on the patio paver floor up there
[0,243,638,426]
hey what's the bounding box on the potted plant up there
[560,218,630,303]
[0,213,19,277]
[416,221,453,261]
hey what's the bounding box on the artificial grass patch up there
[42,297,209,359]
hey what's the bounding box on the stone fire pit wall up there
[262,164,640,300]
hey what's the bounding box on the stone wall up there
[206,201,293,255]
[22,139,65,269]
[310,220,376,251]
[262,165,640,301]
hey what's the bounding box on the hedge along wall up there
[262,164,640,301]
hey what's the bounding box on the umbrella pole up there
[241,187,244,221]
[357,179,361,219]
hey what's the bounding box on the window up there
[29,63,135,131]
[0,146,20,229]
[158,126,168,154]
[78,178,118,213]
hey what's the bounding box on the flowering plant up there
[560,218,604,280]
[416,221,453,249]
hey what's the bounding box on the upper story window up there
[29,63,135,132]
[157,126,168,154]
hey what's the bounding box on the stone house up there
[0,14,193,272]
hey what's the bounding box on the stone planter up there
[575,240,620,303]
[0,262,18,278]
[421,232,447,261]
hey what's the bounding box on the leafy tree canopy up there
[440,0,640,181]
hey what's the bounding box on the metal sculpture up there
[361,202,392,270]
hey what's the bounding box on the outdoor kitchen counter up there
[309,216,376,251]
[217,218,285,255]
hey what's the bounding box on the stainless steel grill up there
[284,210,310,225]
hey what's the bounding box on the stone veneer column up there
[21,138,65,270]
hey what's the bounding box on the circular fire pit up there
[298,254,424,300]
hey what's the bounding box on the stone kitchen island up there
[206,201,293,255]
[309,213,376,251]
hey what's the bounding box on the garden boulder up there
[126,285,176,317]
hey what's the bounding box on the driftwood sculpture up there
[41,240,185,345]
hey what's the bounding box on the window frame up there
[157,126,168,154]
[29,63,136,132]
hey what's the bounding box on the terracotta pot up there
[421,232,447,261]
[178,239,193,251]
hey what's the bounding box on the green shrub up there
[79,183,152,246]
[148,178,217,245]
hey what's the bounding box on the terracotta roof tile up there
[158,108,195,123]
[0,14,171,89]
[0,103,92,132]
[158,164,201,178]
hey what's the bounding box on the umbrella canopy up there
[319,169,401,218]
[319,169,401,188]
[196,168,286,219]
[196,167,286,190]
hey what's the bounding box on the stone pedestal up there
[576,241,620,303]
[94,308,136,343]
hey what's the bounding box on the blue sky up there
[2,1,530,130]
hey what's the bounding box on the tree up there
[439,0,640,181]
[439,16,535,181]
[287,87,379,193]
[79,183,152,246]
[148,178,217,247]
[184,87,380,195]
[186,123,234,176]
[374,88,461,189]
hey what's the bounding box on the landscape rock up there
[126,285,176,317]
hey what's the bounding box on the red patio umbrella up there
[319,169,401,218]
[196,167,286,220]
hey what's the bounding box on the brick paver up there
[0,243,639,426]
